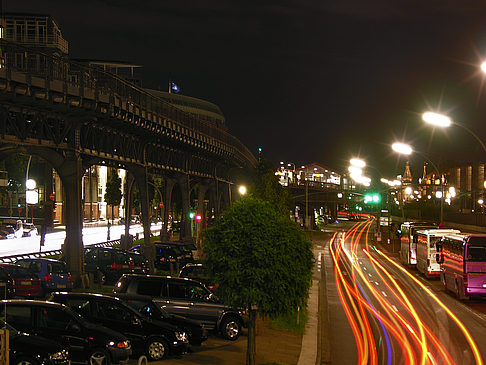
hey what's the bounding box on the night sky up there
[8,1,486,180]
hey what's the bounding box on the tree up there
[250,159,291,216]
[104,170,122,240]
[202,196,314,365]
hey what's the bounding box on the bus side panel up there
[400,237,411,265]
[465,262,486,295]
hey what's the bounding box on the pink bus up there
[437,233,486,300]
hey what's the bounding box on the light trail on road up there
[329,217,482,365]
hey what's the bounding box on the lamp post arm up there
[454,121,486,155]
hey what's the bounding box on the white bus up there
[416,229,460,278]
[399,222,436,266]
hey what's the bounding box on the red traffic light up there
[195,214,202,221]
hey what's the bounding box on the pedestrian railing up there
[0,239,120,263]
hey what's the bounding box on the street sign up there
[49,193,55,200]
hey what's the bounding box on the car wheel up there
[12,356,40,365]
[146,337,169,361]
[220,316,241,340]
[88,348,111,365]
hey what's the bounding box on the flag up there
[170,82,180,94]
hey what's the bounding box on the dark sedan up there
[48,292,189,361]
[113,293,208,346]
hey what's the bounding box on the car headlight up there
[175,331,188,342]
[49,349,69,360]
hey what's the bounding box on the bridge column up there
[178,175,192,242]
[161,177,176,241]
[121,173,135,250]
[196,182,209,253]
[58,152,85,287]
[132,165,155,272]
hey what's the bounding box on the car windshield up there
[2,265,37,278]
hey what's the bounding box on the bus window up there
[466,245,486,261]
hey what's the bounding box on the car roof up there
[52,292,122,302]
[121,274,199,283]
[1,299,67,308]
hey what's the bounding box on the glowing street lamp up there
[391,141,443,224]
[422,112,452,128]
[238,185,247,196]
[350,158,366,168]
[392,142,413,155]
[422,111,486,154]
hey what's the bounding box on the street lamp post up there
[392,142,444,225]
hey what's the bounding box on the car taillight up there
[117,340,130,348]
[44,274,51,282]
[110,264,122,269]
[68,273,72,282]
[160,257,166,262]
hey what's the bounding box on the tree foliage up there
[250,159,291,217]
[202,195,314,317]
[104,171,122,207]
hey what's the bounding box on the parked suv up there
[84,247,135,284]
[15,258,73,294]
[0,300,131,364]
[48,292,189,361]
[179,263,217,291]
[113,274,247,340]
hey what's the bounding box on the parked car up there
[130,243,183,271]
[21,222,38,237]
[0,299,132,364]
[6,320,71,365]
[113,274,248,340]
[0,224,15,239]
[15,258,73,294]
[179,263,217,291]
[0,263,42,298]
[127,251,150,274]
[84,247,134,284]
[113,293,208,346]
[155,241,196,265]
[49,292,189,361]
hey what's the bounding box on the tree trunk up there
[246,307,257,365]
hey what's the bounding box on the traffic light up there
[195,214,202,221]
[364,193,381,204]
[189,211,195,219]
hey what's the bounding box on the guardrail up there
[0,239,120,264]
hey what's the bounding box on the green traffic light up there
[189,211,195,219]
[364,193,380,204]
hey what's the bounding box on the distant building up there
[276,162,341,187]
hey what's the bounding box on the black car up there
[113,274,248,340]
[84,247,135,284]
[130,244,183,271]
[7,321,71,365]
[113,293,208,346]
[48,292,189,361]
[0,300,131,364]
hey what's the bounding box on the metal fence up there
[0,239,120,264]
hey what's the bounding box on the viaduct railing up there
[0,39,257,168]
